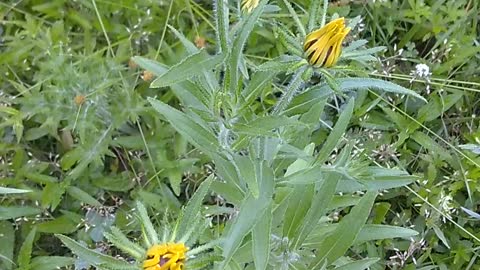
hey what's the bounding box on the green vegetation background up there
[1,0,479,269]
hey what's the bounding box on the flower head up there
[303,18,351,67]
[143,243,188,270]
[241,0,259,13]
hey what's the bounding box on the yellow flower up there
[143,243,188,270]
[303,18,351,67]
[241,0,259,13]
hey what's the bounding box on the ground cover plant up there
[0,0,479,269]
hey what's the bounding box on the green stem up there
[272,68,305,115]
[321,0,328,27]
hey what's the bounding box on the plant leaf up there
[309,192,377,268]
[178,175,214,237]
[148,98,219,154]
[56,234,139,270]
[18,227,36,269]
[151,51,225,88]
[252,203,272,270]
[0,221,15,270]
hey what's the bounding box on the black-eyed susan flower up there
[143,243,188,270]
[241,0,259,13]
[303,18,351,68]
[56,177,220,270]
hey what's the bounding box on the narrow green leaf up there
[66,186,102,207]
[252,203,272,270]
[355,224,418,243]
[168,25,198,53]
[220,162,274,268]
[56,234,139,270]
[240,71,275,111]
[315,98,355,164]
[307,0,323,32]
[0,187,31,194]
[148,98,219,154]
[282,184,313,239]
[305,224,419,247]
[411,131,453,162]
[0,221,15,270]
[151,51,225,88]
[136,201,159,246]
[29,256,75,270]
[281,0,306,37]
[178,175,214,237]
[104,227,145,260]
[256,55,304,73]
[37,215,78,234]
[0,206,42,220]
[229,0,268,94]
[293,172,340,249]
[309,192,377,268]
[18,227,36,269]
[287,78,426,115]
[132,56,167,76]
[334,258,380,270]
[234,155,259,198]
[279,166,324,185]
[214,0,229,53]
[233,116,301,137]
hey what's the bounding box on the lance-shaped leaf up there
[309,192,377,268]
[151,51,225,88]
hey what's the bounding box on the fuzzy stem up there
[271,68,305,115]
[320,0,328,27]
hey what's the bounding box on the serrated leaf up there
[151,51,225,88]
[56,234,139,270]
[309,192,377,268]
